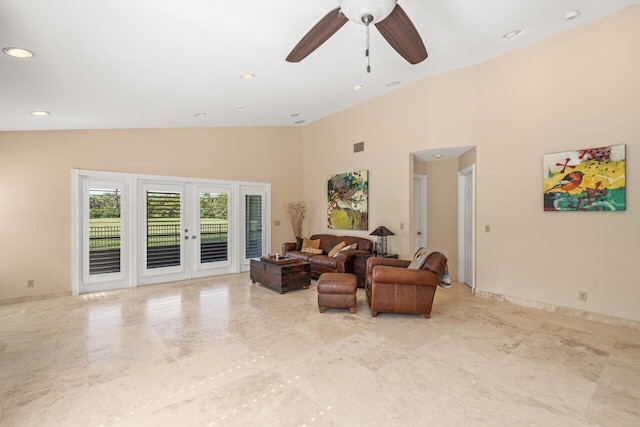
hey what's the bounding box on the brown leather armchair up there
[365,251,448,319]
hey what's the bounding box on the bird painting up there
[543,145,625,211]
[545,171,584,193]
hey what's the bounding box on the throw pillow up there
[327,242,346,258]
[301,247,323,255]
[407,247,432,269]
[333,243,357,258]
[302,237,321,250]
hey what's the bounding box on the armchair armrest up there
[366,257,410,282]
[282,242,296,254]
[335,249,370,273]
[372,265,440,287]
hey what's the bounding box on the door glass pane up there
[245,195,262,258]
[89,187,121,275]
[147,191,181,269]
[200,192,228,263]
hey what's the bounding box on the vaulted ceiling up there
[2,0,639,131]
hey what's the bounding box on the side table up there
[354,253,398,288]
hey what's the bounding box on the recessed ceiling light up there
[236,104,245,109]
[503,30,521,40]
[31,111,50,116]
[565,10,580,21]
[290,113,299,117]
[294,120,306,125]
[3,47,34,58]
[240,73,255,80]
[194,112,206,117]
[434,154,443,159]
[352,84,364,91]
[385,81,401,87]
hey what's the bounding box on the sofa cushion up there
[286,251,314,262]
[302,237,321,250]
[333,242,357,257]
[301,247,323,255]
[310,255,337,269]
[310,234,373,253]
[327,242,346,258]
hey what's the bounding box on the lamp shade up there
[370,226,394,236]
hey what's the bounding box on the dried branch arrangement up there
[285,201,306,238]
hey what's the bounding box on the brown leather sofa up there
[282,234,373,279]
[365,251,447,318]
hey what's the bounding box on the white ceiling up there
[2,0,639,131]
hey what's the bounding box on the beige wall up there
[1,7,638,321]
[0,127,303,299]
[302,6,640,321]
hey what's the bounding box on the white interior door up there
[413,174,427,251]
[140,182,189,285]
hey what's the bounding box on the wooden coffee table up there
[250,257,311,294]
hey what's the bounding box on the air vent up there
[354,142,365,153]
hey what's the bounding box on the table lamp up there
[370,226,394,255]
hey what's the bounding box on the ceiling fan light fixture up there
[339,0,397,25]
[240,73,255,80]
[352,84,364,90]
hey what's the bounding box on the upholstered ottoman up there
[317,273,357,314]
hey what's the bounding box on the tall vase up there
[295,237,303,251]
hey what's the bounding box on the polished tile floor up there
[0,274,639,426]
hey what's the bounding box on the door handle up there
[184,236,189,240]
[417,231,422,235]
[191,235,197,239]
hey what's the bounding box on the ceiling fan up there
[286,0,427,73]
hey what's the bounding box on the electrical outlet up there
[27,279,35,288]
[400,222,404,230]
[274,220,281,226]
[485,225,491,232]
[579,291,587,302]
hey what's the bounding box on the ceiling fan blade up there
[375,4,427,64]
[286,8,348,63]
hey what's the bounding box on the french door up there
[73,170,270,294]
[241,187,267,271]
[77,178,130,293]
[192,185,233,277]
[139,182,188,285]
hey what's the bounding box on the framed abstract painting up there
[543,144,626,211]
[327,170,368,230]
